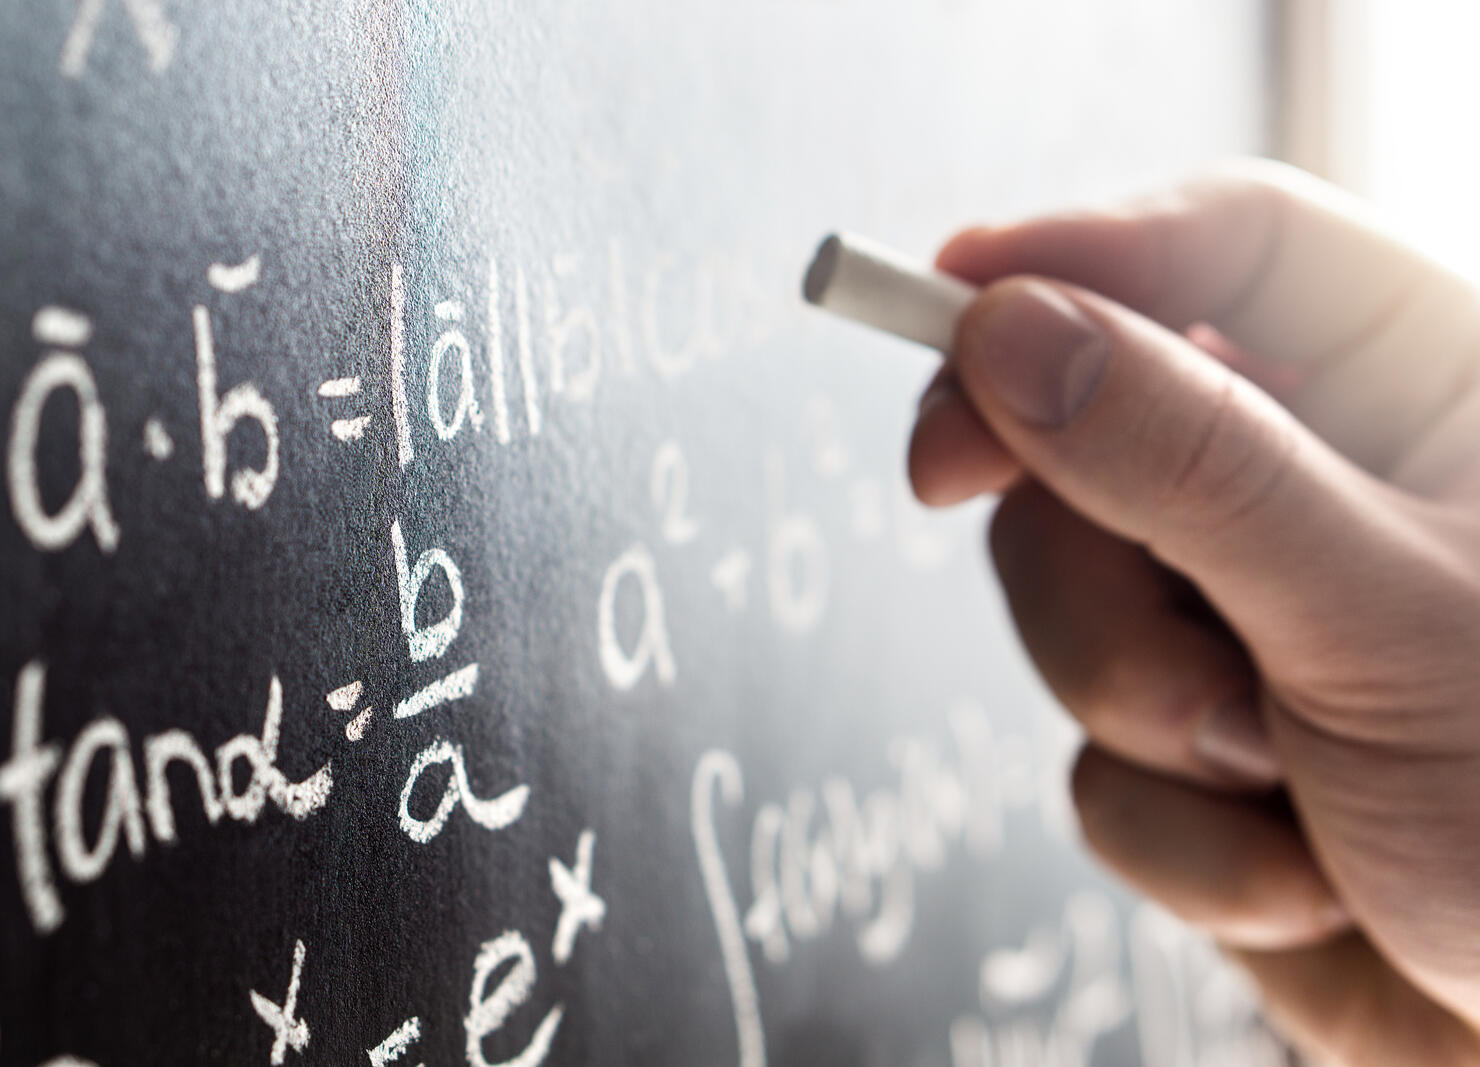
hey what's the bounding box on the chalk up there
[802,233,976,352]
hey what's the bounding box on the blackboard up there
[1,3,1285,1064]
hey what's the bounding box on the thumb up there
[951,276,1442,666]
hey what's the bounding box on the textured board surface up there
[1,3,1279,1064]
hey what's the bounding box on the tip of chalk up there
[802,234,842,305]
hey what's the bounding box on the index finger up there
[937,160,1437,373]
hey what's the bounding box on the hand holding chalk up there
[814,163,1480,1062]
[803,233,975,352]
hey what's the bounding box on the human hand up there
[909,161,1480,1065]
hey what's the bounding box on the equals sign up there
[327,680,373,742]
[317,376,371,441]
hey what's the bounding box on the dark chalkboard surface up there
[1,3,1283,1064]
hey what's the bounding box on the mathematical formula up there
[2,237,1278,1062]
[2,237,960,1064]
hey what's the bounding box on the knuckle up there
[1072,698,1120,744]
[1211,848,1336,950]
[1195,156,1310,222]
[1216,859,1283,934]
[1061,656,1137,737]
[1067,746,1146,839]
[1157,373,1298,535]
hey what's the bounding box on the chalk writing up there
[327,680,372,742]
[1129,904,1286,1067]
[368,1016,422,1067]
[59,0,177,77]
[317,376,372,441]
[549,829,604,966]
[394,664,479,721]
[948,900,1282,1067]
[207,256,261,294]
[427,299,483,440]
[691,702,1052,1063]
[0,207,1259,1067]
[397,739,528,845]
[142,416,174,460]
[710,548,752,613]
[7,311,119,553]
[194,260,279,509]
[691,750,765,1067]
[390,263,413,466]
[391,520,466,663]
[464,931,564,1067]
[765,450,828,634]
[249,939,311,1065]
[544,253,600,402]
[597,543,676,692]
[651,440,700,545]
[1,661,331,935]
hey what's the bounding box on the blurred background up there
[1280,0,1480,279]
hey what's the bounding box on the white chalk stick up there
[802,232,977,353]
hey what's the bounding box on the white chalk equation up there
[387,517,528,846]
[5,258,280,558]
[236,825,604,1067]
[595,421,957,695]
[0,662,330,937]
[0,650,609,1067]
[0,235,1249,1067]
[2,245,780,559]
[691,703,1019,1067]
[948,900,1285,1067]
[2,413,618,1063]
[691,709,1283,1067]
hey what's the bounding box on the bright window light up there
[1355,3,1480,280]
